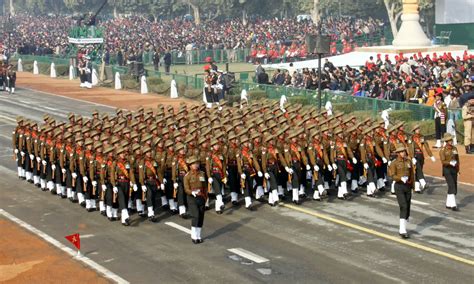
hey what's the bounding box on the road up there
[0,89,473,283]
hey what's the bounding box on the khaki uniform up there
[462,104,474,148]
[389,156,414,220]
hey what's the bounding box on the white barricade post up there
[92,68,99,86]
[33,60,39,75]
[50,63,57,78]
[170,80,178,98]
[69,65,75,80]
[140,75,148,94]
[115,72,122,90]
[17,58,23,72]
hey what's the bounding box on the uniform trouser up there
[267,166,279,190]
[414,153,425,181]
[443,166,458,195]
[164,171,174,200]
[145,180,159,210]
[395,183,411,219]
[177,175,187,207]
[228,165,239,194]
[242,170,253,197]
[277,166,288,189]
[117,181,130,211]
[435,117,446,140]
[336,159,348,184]
[464,119,473,146]
[365,159,376,183]
[290,161,302,189]
[105,183,118,208]
[188,196,205,227]
[375,155,387,180]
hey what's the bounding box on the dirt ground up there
[0,218,108,283]
[17,72,474,185]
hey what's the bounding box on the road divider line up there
[164,222,191,235]
[280,203,474,266]
[227,248,269,264]
[426,175,474,187]
[81,234,95,239]
[0,209,129,284]
[0,114,16,122]
[386,195,430,206]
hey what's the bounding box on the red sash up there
[145,160,157,177]
[117,162,129,179]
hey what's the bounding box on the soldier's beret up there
[103,146,114,155]
[67,113,75,120]
[93,141,102,150]
[240,136,249,144]
[394,144,406,153]
[132,143,141,152]
[175,142,185,151]
[412,124,420,132]
[92,109,99,116]
[84,138,93,146]
[164,140,174,148]
[442,133,453,142]
[142,133,153,142]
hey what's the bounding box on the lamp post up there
[4,12,13,64]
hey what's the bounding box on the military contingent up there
[12,100,459,241]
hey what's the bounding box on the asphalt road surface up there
[0,88,473,283]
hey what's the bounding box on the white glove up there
[36,157,41,163]
[20,151,25,156]
[382,157,388,164]
[388,161,391,166]
[332,163,337,170]
[101,184,107,192]
[364,163,369,170]
[449,160,457,167]
[113,186,118,193]
[430,156,436,162]
[51,164,56,171]
[241,173,246,179]
[412,158,417,165]
[173,182,178,189]
[257,171,263,177]
[92,181,97,187]
[160,184,165,190]
[288,168,294,175]
[14,149,18,154]
[131,184,137,191]
[42,160,47,166]
[72,173,77,179]
[208,177,213,184]
[401,176,408,183]
[192,190,199,197]
[83,176,88,183]
[264,172,270,179]
[352,158,357,164]
[61,168,66,174]
[285,167,291,173]
[327,165,333,171]
[29,154,34,160]
[162,178,167,184]
[314,165,319,171]
[306,164,311,170]
[142,185,147,192]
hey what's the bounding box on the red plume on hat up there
[377,53,381,58]
[205,57,212,63]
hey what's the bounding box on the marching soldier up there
[330,127,354,199]
[360,126,386,197]
[439,134,460,211]
[388,144,414,239]
[262,135,287,206]
[172,143,189,218]
[227,132,241,205]
[307,130,329,200]
[139,145,161,222]
[110,147,135,226]
[206,139,227,214]
[284,130,308,204]
[164,140,178,214]
[12,117,26,180]
[408,125,436,193]
[184,156,207,244]
[237,135,261,209]
[104,146,119,221]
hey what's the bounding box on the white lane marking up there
[426,174,474,187]
[0,209,129,284]
[81,234,95,239]
[164,222,191,235]
[0,114,16,122]
[0,97,70,118]
[0,134,12,140]
[227,248,269,264]
[19,87,117,110]
[387,194,430,206]
[43,106,60,111]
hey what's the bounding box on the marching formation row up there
[12,101,460,239]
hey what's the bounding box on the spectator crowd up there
[0,13,386,64]
[257,51,474,106]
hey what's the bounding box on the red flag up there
[65,233,81,250]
